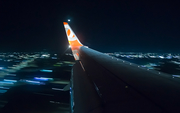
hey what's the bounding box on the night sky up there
[0,0,180,53]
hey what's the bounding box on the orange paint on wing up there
[72,35,75,38]
[76,53,79,56]
[67,29,71,36]
[69,40,83,47]
[63,22,68,25]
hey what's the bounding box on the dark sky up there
[0,0,180,53]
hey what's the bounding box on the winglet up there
[63,22,83,60]
[63,22,83,47]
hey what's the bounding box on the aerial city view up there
[0,51,74,112]
[1,0,180,113]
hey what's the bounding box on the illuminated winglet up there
[63,22,83,47]
[63,22,83,60]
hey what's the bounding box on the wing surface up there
[63,22,180,113]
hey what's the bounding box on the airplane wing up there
[63,22,180,113]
